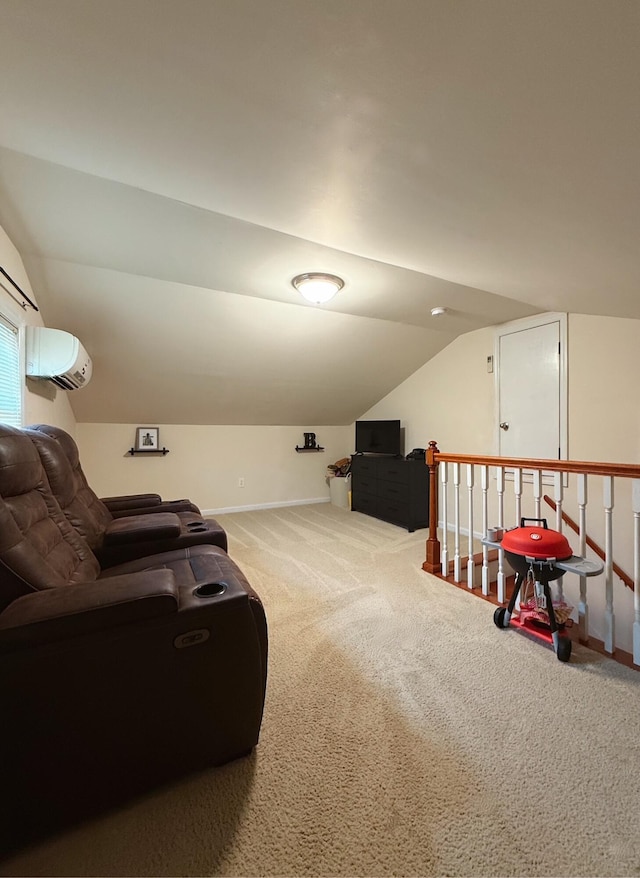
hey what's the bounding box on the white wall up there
[76,423,352,512]
[0,225,76,432]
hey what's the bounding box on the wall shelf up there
[128,448,170,456]
[295,446,325,453]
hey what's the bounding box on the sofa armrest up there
[102,495,201,516]
[103,512,181,546]
[101,493,162,512]
[109,499,201,517]
[0,571,178,652]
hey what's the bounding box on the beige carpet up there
[2,502,640,878]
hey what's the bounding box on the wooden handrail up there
[434,451,640,480]
[543,494,634,590]
[423,442,640,578]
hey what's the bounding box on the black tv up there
[355,419,402,456]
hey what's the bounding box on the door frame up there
[493,311,568,462]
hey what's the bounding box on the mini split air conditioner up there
[26,326,93,390]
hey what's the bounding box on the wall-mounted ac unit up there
[26,326,93,390]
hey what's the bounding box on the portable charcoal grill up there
[482,518,603,662]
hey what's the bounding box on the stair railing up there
[423,442,640,666]
[543,494,634,591]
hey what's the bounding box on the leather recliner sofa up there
[24,425,229,566]
[28,423,203,516]
[0,424,268,848]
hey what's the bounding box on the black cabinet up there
[350,455,429,532]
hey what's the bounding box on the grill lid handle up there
[520,517,549,529]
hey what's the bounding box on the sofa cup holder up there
[194,581,227,598]
[187,523,208,532]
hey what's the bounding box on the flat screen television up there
[355,419,402,456]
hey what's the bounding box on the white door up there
[496,315,566,461]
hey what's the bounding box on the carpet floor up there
[2,502,640,877]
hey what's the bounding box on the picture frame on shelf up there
[135,427,160,451]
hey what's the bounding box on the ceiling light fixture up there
[292,272,344,304]
[430,306,448,317]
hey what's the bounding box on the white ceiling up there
[0,0,638,425]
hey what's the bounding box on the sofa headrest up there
[27,424,80,469]
[23,428,77,508]
[0,424,45,498]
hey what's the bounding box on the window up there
[0,313,22,427]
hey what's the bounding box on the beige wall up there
[0,225,76,432]
[566,314,640,653]
[362,313,640,465]
[568,313,640,464]
[76,423,352,512]
[361,326,496,455]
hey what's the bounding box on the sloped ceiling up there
[0,0,638,424]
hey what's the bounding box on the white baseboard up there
[203,497,331,516]
[439,520,485,541]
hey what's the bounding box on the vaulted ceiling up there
[0,0,638,424]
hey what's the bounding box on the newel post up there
[422,440,441,575]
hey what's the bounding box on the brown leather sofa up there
[24,425,229,566]
[28,423,203,517]
[0,424,268,848]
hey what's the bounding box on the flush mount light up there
[292,272,344,304]
[430,306,448,317]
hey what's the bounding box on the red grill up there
[502,521,572,562]
[482,518,602,663]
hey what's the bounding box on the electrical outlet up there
[238,477,245,488]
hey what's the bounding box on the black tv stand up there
[354,452,403,459]
[350,455,429,532]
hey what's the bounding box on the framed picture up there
[135,427,159,451]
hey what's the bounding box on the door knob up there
[499,422,509,431]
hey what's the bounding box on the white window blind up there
[0,314,22,427]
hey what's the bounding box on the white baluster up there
[453,463,461,582]
[513,468,523,610]
[467,464,475,589]
[496,466,505,603]
[514,468,522,530]
[440,463,449,577]
[533,469,542,520]
[633,480,640,666]
[603,476,615,653]
[577,474,589,642]
[554,471,564,532]
[554,472,565,603]
[481,465,489,596]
